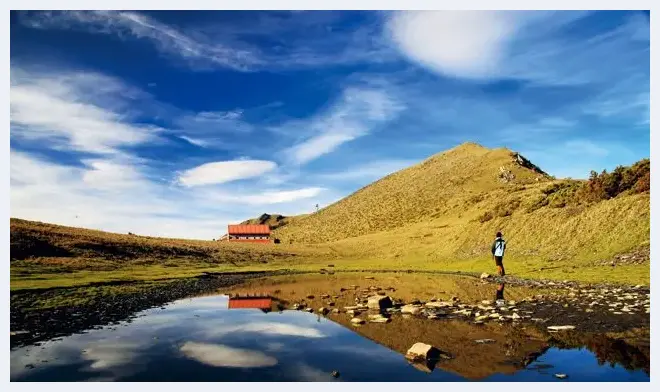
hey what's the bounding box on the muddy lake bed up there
[10,272,651,382]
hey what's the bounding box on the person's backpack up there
[494,238,506,257]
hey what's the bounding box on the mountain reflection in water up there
[10,294,649,382]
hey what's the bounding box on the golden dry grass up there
[10,143,650,289]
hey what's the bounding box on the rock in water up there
[405,343,440,362]
[475,339,496,344]
[555,373,568,379]
[367,295,393,310]
[480,272,491,279]
[331,370,340,378]
[547,325,576,331]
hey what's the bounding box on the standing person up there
[491,232,507,276]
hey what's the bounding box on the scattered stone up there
[318,307,329,315]
[426,301,453,308]
[367,295,393,310]
[350,318,365,325]
[481,300,494,305]
[365,276,375,280]
[475,339,496,344]
[480,272,491,279]
[321,294,330,299]
[306,295,315,299]
[475,315,489,322]
[488,313,501,319]
[328,302,335,307]
[401,304,423,315]
[291,303,303,310]
[369,315,391,324]
[511,313,521,320]
[547,325,576,332]
[332,308,340,314]
[405,343,439,362]
[305,308,314,313]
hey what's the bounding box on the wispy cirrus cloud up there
[17,10,395,72]
[281,86,405,165]
[317,159,416,182]
[10,68,164,154]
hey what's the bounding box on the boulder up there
[405,343,440,362]
[401,304,423,315]
[480,272,491,279]
[367,295,393,310]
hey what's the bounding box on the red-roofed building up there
[226,224,271,243]
[228,297,273,310]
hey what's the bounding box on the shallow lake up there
[10,293,650,382]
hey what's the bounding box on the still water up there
[10,294,650,382]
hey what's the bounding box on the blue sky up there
[9,10,650,239]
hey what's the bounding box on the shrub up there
[478,211,493,223]
[578,159,650,202]
[494,198,521,217]
[526,196,549,213]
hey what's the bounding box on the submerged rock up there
[547,325,576,332]
[475,339,496,344]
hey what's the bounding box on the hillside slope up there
[274,143,650,275]
[240,213,303,230]
[275,142,549,243]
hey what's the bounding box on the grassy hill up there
[10,142,650,288]
[10,218,329,289]
[240,213,303,230]
[274,143,649,282]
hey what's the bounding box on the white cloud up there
[284,87,404,164]
[10,70,163,154]
[207,322,326,338]
[563,140,610,158]
[387,11,648,88]
[178,160,277,187]
[180,342,278,368]
[179,135,211,147]
[207,187,324,205]
[387,11,521,79]
[318,159,415,182]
